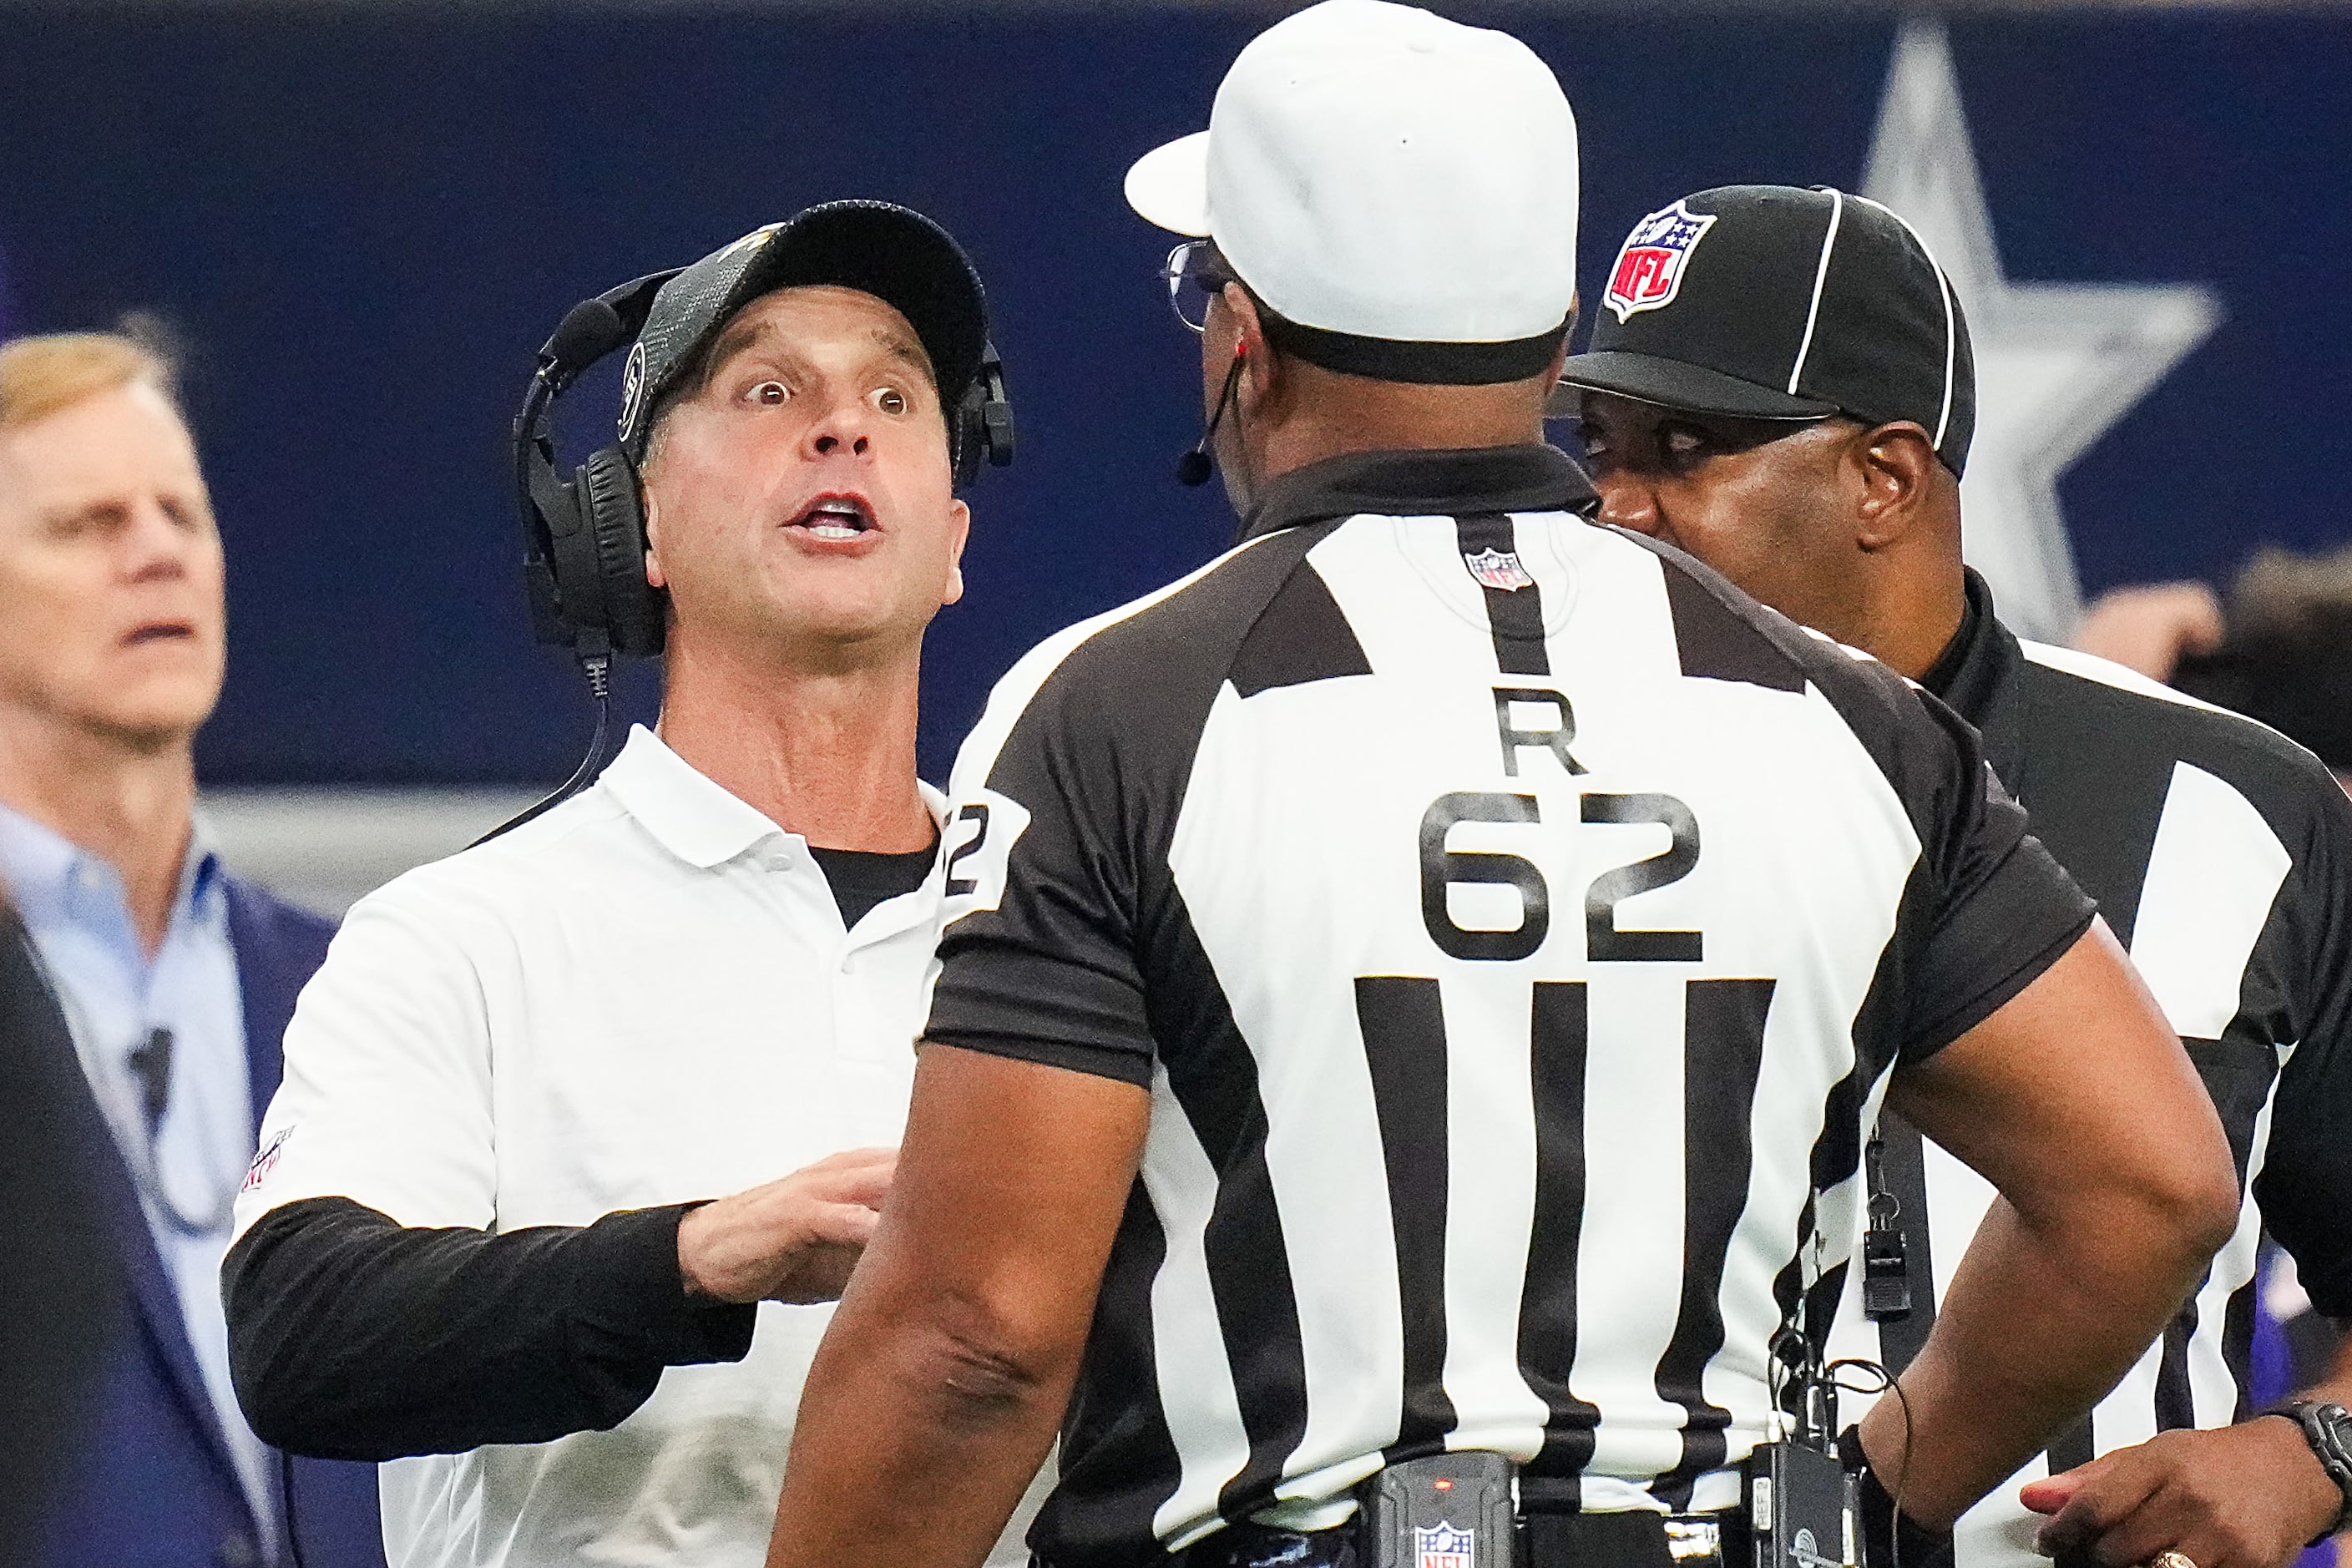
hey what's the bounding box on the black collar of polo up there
[1918,567,2028,790]
[1237,443,1599,544]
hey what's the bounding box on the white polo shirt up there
[235,724,1040,1568]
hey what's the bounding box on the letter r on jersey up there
[1494,687,1588,777]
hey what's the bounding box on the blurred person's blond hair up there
[0,319,179,433]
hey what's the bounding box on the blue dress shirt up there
[0,802,279,1555]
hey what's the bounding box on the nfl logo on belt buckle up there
[1604,199,1718,322]
[1414,1522,1475,1568]
[1463,548,1535,593]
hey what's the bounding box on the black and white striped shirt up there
[925,447,2095,1567]
[1828,572,2352,1568]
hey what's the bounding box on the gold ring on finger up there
[2149,1550,2198,1568]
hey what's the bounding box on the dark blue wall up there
[2,5,2344,783]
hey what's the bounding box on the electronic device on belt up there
[1356,1336,1870,1568]
[1743,1438,1855,1568]
[1363,1451,1516,1568]
[1743,1325,1862,1568]
[1358,1429,1859,1568]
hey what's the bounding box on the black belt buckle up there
[1361,1453,1515,1568]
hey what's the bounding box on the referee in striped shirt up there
[1561,185,2352,1568]
[765,10,2238,1568]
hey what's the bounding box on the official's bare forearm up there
[1860,1193,2213,1526]
[764,1044,1149,1568]
[763,1271,1070,1568]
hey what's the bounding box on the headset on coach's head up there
[513,269,1016,663]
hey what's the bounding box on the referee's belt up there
[1161,1505,1737,1568]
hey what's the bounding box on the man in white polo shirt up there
[221,201,1041,1568]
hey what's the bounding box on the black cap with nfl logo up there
[1555,185,1976,475]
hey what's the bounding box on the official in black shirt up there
[1563,183,2352,1568]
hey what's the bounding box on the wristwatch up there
[2270,1400,2352,1544]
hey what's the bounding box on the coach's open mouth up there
[787,493,878,542]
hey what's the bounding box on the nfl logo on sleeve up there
[1603,200,1717,322]
[1414,1522,1475,1568]
[240,1125,292,1194]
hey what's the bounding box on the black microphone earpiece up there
[1177,345,1248,488]
[538,299,627,383]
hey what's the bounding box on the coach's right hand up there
[678,1147,898,1304]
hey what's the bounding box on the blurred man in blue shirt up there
[0,327,382,1568]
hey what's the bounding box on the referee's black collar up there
[1237,443,1599,544]
[1920,567,2028,790]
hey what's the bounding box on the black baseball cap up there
[1554,185,1975,476]
[615,200,988,460]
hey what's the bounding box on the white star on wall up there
[1860,20,2223,641]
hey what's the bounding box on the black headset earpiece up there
[514,271,676,664]
[485,271,675,848]
[574,446,665,658]
[954,340,1017,492]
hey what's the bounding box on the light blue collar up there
[0,800,222,969]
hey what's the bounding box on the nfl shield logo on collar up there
[1415,1522,1475,1568]
[1604,200,1718,323]
[1464,547,1535,593]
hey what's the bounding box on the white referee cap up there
[1124,0,1581,384]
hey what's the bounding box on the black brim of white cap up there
[1549,350,1839,422]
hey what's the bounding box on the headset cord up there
[470,650,613,848]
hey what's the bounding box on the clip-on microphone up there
[1176,345,1247,487]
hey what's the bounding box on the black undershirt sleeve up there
[224,1195,755,1461]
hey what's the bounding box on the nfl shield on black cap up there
[1555,185,1976,476]
[616,200,989,459]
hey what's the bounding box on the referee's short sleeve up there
[924,660,1157,1087]
[1894,686,2097,1062]
[232,869,500,1239]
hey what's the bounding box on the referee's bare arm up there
[765,1044,1146,1568]
[1860,918,2242,1528]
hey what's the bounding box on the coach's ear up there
[941,498,970,609]
[641,478,668,589]
[1854,422,1940,552]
